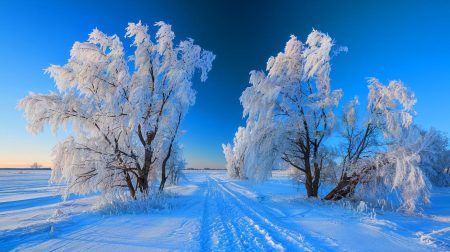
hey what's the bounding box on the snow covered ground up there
[1,169,449,251]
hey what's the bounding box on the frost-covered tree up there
[222,143,237,177]
[19,21,215,199]
[415,127,450,186]
[353,126,433,212]
[222,127,249,179]
[270,32,342,195]
[165,143,186,186]
[224,30,342,196]
[325,78,431,212]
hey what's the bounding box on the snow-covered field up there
[1,169,449,251]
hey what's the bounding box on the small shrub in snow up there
[356,201,368,213]
[96,190,176,215]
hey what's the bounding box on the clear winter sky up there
[1,0,450,168]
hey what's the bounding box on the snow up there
[1,169,449,251]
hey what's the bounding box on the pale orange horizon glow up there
[0,159,52,168]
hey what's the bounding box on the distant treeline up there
[185,168,226,171]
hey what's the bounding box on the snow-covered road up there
[201,176,316,251]
[198,174,438,252]
[1,169,448,251]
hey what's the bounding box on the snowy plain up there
[0,169,449,251]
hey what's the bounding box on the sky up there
[0,0,450,168]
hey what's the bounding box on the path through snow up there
[0,169,447,251]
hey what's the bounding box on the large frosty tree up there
[224,30,343,196]
[19,21,215,199]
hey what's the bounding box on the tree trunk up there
[124,171,136,199]
[159,142,173,192]
[311,162,321,197]
[235,165,241,179]
[138,149,152,195]
[304,159,317,197]
[324,159,386,200]
[323,173,360,200]
[159,173,167,192]
[305,174,313,197]
[159,113,181,192]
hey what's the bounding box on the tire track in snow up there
[200,177,274,251]
[212,176,310,251]
[222,180,342,249]
[201,174,338,251]
[210,176,342,251]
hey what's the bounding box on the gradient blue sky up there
[1,0,449,168]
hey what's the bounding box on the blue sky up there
[1,0,449,168]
